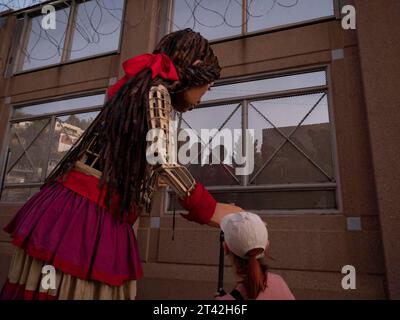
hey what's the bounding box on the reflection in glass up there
[167,69,337,210]
[22,8,70,71]
[3,95,102,203]
[69,0,124,60]
[13,94,105,118]
[5,119,50,184]
[247,0,334,33]
[202,71,326,101]
[179,104,242,185]
[248,107,286,177]
[248,93,333,184]
[173,0,242,40]
[47,111,99,175]
[250,142,329,184]
[291,95,333,177]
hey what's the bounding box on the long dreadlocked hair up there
[46,29,221,219]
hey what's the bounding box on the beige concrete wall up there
[137,18,386,299]
[0,0,392,299]
[354,0,400,299]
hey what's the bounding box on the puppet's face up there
[174,83,211,112]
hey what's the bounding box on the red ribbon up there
[107,53,179,99]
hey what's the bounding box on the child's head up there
[153,28,221,111]
[221,212,269,299]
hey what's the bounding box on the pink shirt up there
[215,272,295,300]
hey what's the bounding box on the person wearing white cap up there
[215,211,295,300]
[178,189,294,299]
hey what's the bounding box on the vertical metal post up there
[14,12,29,73]
[217,230,226,295]
[61,0,77,63]
[41,116,55,181]
[242,0,248,35]
[0,148,11,200]
[242,99,249,186]
[168,0,175,33]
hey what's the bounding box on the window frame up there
[0,90,106,203]
[165,65,342,215]
[167,0,341,43]
[10,0,126,75]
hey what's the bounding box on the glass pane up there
[180,103,241,133]
[69,0,124,60]
[173,0,242,40]
[248,106,286,178]
[1,187,40,202]
[202,71,327,101]
[250,93,328,129]
[291,95,333,178]
[168,189,336,210]
[5,119,50,184]
[251,142,329,184]
[21,7,70,71]
[47,111,99,175]
[178,104,242,185]
[13,94,105,118]
[248,93,332,184]
[247,0,334,33]
[0,1,47,13]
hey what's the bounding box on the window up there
[14,0,125,72]
[0,1,47,13]
[69,0,124,60]
[0,94,105,202]
[171,0,336,41]
[20,7,71,70]
[168,69,338,211]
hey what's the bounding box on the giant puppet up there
[0,29,223,300]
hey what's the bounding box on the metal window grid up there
[0,92,105,202]
[167,0,341,43]
[165,66,341,213]
[8,0,127,75]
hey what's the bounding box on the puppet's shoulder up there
[149,84,171,104]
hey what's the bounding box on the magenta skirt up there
[3,182,143,286]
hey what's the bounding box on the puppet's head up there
[47,29,220,218]
[153,28,221,111]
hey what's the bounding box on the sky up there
[0,0,47,13]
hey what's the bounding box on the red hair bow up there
[107,53,179,99]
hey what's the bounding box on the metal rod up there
[217,230,226,295]
[201,86,328,108]
[10,105,103,123]
[6,118,51,174]
[0,148,11,200]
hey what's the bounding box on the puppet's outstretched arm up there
[147,84,238,226]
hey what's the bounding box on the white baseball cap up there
[220,212,269,259]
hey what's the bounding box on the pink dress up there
[0,169,142,300]
[215,272,295,300]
